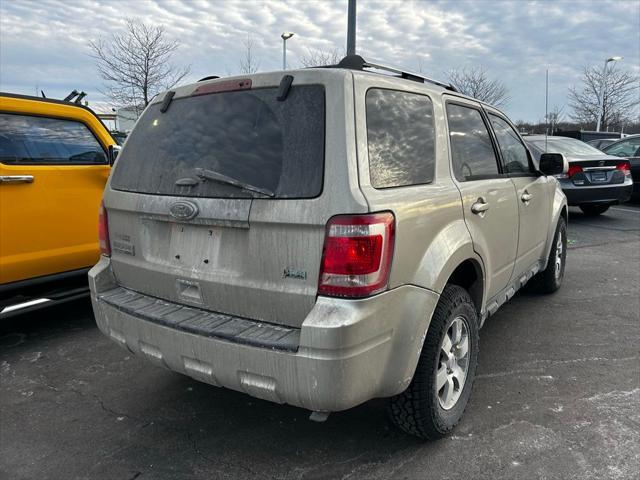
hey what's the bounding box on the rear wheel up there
[528,217,567,294]
[579,204,610,216]
[389,284,479,440]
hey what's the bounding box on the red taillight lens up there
[98,201,111,256]
[318,212,395,298]
[568,165,583,177]
[616,161,631,175]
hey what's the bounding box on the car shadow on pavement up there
[1,298,434,479]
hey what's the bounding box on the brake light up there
[568,165,583,177]
[616,161,631,176]
[98,201,111,256]
[318,212,395,298]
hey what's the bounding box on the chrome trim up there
[0,175,34,183]
[582,166,616,171]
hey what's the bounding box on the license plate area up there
[170,223,222,268]
[590,171,607,183]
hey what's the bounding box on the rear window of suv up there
[366,89,435,189]
[110,85,325,198]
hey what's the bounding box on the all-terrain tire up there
[389,284,479,440]
[527,217,567,294]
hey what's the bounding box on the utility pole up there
[346,0,356,56]
[545,69,548,150]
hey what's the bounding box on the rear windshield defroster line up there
[110,85,326,199]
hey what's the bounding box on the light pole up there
[596,56,623,131]
[347,0,356,56]
[281,32,294,70]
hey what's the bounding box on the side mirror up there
[108,145,121,166]
[539,153,567,176]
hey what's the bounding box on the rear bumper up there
[560,178,633,206]
[89,257,439,412]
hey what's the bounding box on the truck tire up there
[389,284,479,440]
[527,217,567,294]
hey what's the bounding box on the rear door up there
[105,73,364,328]
[486,112,551,277]
[445,99,518,300]
[0,108,111,284]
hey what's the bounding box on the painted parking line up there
[610,206,640,214]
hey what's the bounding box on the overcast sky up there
[1,0,638,122]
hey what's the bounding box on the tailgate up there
[108,195,325,328]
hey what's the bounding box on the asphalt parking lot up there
[1,205,638,480]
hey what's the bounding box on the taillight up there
[568,165,583,177]
[98,201,111,256]
[318,212,395,298]
[616,161,631,176]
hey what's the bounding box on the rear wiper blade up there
[194,168,275,197]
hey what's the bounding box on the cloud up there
[1,0,638,121]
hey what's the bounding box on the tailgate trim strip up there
[98,287,300,352]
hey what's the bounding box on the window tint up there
[0,113,106,165]
[111,85,325,199]
[489,114,532,174]
[366,89,435,188]
[604,138,640,157]
[446,104,499,180]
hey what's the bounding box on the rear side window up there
[0,113,106,165]
[366,89,435,188]
[446,104,499,180]
[110,85,325,199]
[488,114,532,174]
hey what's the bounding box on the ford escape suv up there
[90,56,568,439]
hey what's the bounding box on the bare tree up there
[89,19,190,108]
[447,66,510,107]
[298,47,343,67]
[239,35,260,74]
[546,105,565,135]
[568,65,639,130]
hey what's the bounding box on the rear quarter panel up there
[352,76,480,300]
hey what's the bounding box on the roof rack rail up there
[333,55,457,92]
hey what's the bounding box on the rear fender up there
[411,219,486,315]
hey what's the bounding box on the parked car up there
[587,138,617,150]
[89,55,568,440]
[525,135,633,215]
[602,134,640,200]
[0,93,116,315]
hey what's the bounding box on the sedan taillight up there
[616,161,632,176]
[98,200,111,257]
[568,165,583,177]
[318,212,395,298]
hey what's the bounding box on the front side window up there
[489,114,532,174]
[0,113,106,165]
[366,89,436,188]
[604,138,640,158]
[446,104,499,180]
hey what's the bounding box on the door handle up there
[0,175,34,184]
[521,191,533,203]
[471,199,490,215]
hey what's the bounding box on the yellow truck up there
[0,93,116,315]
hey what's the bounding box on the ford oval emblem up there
[169,201,199,220]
